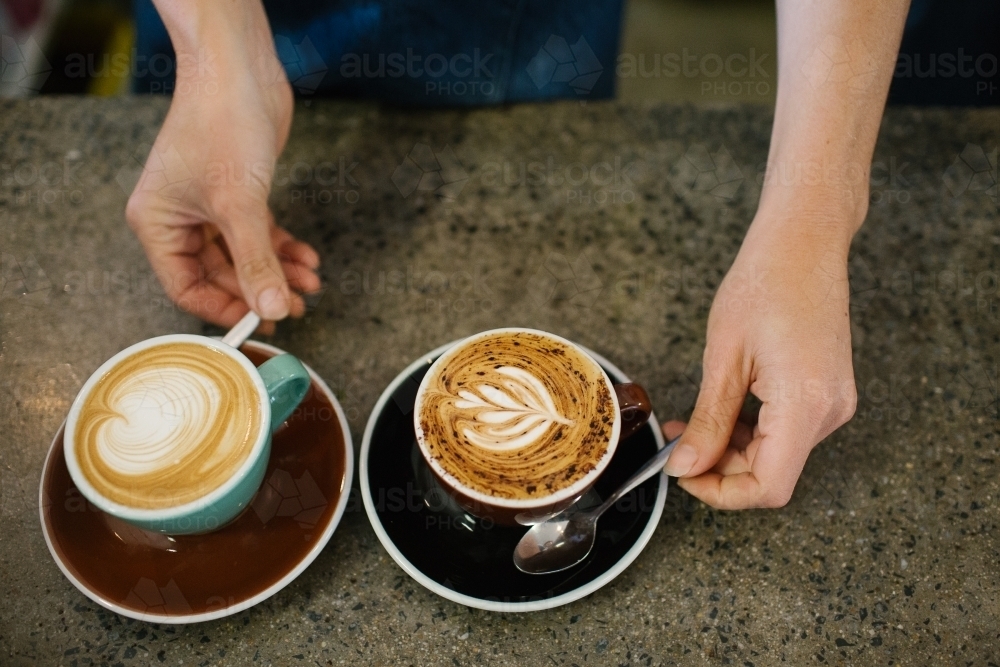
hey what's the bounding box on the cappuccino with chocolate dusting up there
[415,330,615,500]
[73,342,262,509]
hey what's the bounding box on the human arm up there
[663,0,912,508]
[126,0,320,332]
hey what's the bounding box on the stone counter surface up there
[1,97,998,665]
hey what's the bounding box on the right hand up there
[662,207,859,509]
[126,1,320,332]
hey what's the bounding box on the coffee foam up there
[73,342,261,509]
[417,331,615,500]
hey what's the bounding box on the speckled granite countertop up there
[1,97,998,665]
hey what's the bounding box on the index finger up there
[677,410,815,509]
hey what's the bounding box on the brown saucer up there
[39,340,353,623]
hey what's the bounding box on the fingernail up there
[257,287,288,320]
[664,443,698,477]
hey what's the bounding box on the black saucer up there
[360,343,667,612]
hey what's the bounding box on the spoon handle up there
[221,311,261,348]
[591,435,680,518]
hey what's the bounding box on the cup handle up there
[614,382,653,440]
[257,354,311,431]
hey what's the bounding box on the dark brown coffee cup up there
[414,328,653,527]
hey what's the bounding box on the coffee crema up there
[417,331,614,500]
[73,342,261,509]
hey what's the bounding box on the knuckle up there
[240,254,270,276]
[805,396,832,422]
[816,383,858,430]
[688,406,727,436]
[839,385,859,423]
[124,192,150,232]
[238,254,281,283]
[761,485,794,508]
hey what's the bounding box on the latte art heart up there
[417,331,615,500]
[97,367,222,474]
[74,342,261,509]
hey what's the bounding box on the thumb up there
[221,207,291,321]
[665,345,747,478]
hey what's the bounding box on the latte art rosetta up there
[417,331,614,500]
[454,367,574,451]
[74,342,261,509]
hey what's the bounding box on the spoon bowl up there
[513,516,598,574]
[513,436,679,575]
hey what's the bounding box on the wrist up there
[152,0,277,83]
[746,184,865,260]
[753,155,869,244]
[758,109,877,250]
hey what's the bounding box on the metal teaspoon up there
[513,435,680,575]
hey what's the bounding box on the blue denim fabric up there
[888,0,999,105]
[133,0,624,105]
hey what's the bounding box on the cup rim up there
[63,333,272,522]
[412,327,622,510]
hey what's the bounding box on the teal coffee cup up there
[64,334,311,535]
